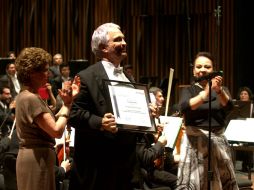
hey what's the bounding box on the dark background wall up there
[0,0,252,105]
[234,0,254,97]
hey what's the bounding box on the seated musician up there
[136,123,178,190]
[234,86,254,172]
[149,86,180,172]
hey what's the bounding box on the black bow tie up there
[113,67,123,75]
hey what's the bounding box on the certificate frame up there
[103,79,157,133]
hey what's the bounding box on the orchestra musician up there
[136,123,178,189]
[235,86,254,172]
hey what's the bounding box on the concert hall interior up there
[1,1,254,190]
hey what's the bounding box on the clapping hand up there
[58,76,81,106]
[71,76,81,98]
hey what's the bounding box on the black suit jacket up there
[136,134,177,189]
[0,102,14,137]
[68,62,140,190]
[0,75,19,98]
[51,76,73,97]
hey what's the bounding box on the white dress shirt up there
[102,61,130,83]
[10,73,20,94]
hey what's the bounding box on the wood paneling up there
[0,0,236,105]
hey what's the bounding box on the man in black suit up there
[68,23,152,190]
[0,133,11,190]
[0,63,20,99]
[51,63,73,98]
[49,53,63,80]
[0,86,15,139]
[1,129,18,190]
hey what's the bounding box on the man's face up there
[9,53,16,59]
[104,29,127,65]
[7,64,16,76]
[155,91,164,107]
[1,88,12,104]
[60,67,70,78]
[126,68,133,76]
[53,54,63,65]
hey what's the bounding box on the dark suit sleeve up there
[68,72,105,130]
[136,134,164,169]
[0,137,11,154]
[0,108,14,127]
[54,165,66,182]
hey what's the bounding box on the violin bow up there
[164,68,174,117]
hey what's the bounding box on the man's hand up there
[101,113,118,133]
[149,102,160,118]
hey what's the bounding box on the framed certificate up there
[104,79,157,133]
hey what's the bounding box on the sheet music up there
[69,127,75,147]
[159,116,183,149]
[224,118,254,143]
[55,126,75,147]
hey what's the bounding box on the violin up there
[56,125,71,165]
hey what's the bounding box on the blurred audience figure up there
[7,51,16,60]
[123,64,135,81]
[50,53,64,80]
[52,63,73,98]
[0,86,15,139]
[0,63,20,98]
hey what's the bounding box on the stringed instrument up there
[153,68,175,170]
[56,125,71,165]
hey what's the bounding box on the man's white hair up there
[91,23,120,57]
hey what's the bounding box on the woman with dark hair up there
[236,86,254,172]
[237,86,253,101]
[176,52,238,190]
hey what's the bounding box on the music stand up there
[207,80,213,190]
[68,59,89,78]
